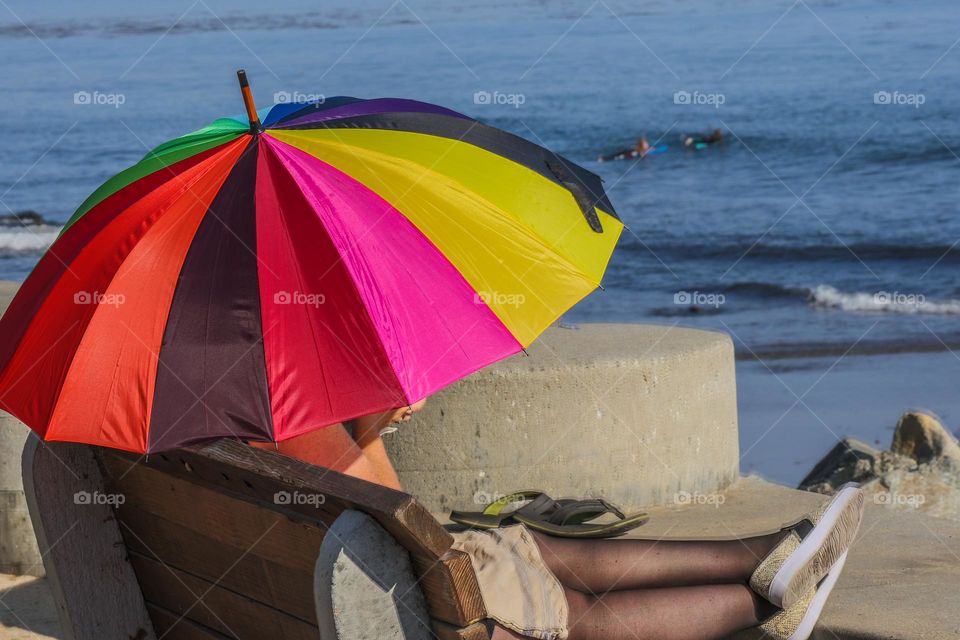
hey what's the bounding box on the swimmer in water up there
[684,128,724,147]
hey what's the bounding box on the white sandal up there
[759,550,848,640]
[750,483,864,608]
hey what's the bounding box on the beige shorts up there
[450,524,569,640]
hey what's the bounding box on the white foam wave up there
[0,226,60,254]
[809,285,960,315]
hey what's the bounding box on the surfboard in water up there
[598,145,668,162]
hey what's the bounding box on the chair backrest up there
[24,437,488,640]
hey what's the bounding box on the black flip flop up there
[450,490,648,538]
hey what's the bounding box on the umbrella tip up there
[236,69,262,133]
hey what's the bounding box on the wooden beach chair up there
[22,437,489,640]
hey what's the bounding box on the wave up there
[618,237,960,262]
[0,227,60,256]
[721,281,809,299]
[0,12,365,38]
[660,281,960,316]
[808,285,960,315]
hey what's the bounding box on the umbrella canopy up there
[0,71,621,453]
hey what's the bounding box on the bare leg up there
[566,583,771,640]
[490,583,772,640]
[531,529,788,592]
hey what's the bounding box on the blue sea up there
[1,0,958,483]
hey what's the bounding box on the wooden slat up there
[146,603,231,640]
[22,439,156,640]
[119,504,317,623]
[131,554,319,640]
[108,441,452,558]
[101,455,327,571]
[413,551,487,626]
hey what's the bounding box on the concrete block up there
[386,323,740,516]
[0,417,42,577]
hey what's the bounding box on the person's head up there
[713,128,723,138]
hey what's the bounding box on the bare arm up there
[350,414,403,490]
[249,423,388,486]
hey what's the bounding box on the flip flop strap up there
[549,498,626,525]
[482,491,552,517]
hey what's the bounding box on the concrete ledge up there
[0,285,43,577]
[386,323,739,515]
[0,418,42,577]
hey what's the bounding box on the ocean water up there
[1,0,958,481]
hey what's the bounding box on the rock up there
[798,437,880,492]
[0,211,49,227]
[891,411,960,463]
[800,413,960,521]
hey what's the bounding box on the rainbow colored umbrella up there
[0,71,621,453]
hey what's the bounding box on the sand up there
[0,574,59,639]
